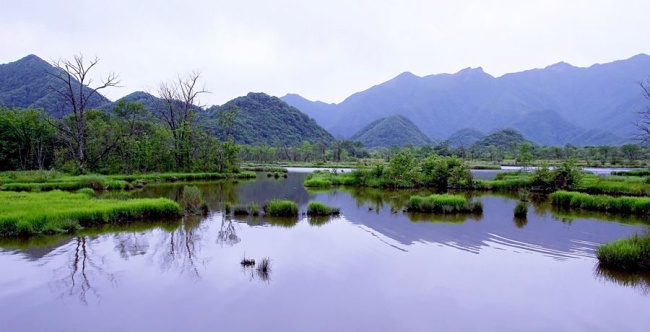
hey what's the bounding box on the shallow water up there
[1,173,650,331]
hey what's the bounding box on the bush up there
[597,234,650,271]
[264,199,298,217]
[307,201,340,216]
[79,175,107,190]
[180,185,207,214]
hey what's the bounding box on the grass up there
[242,166,288,173]
[264,199,298,217]
[0,171,256,192]
[550,191,650,216]
[304,177,333,187]
[597,234,650,272]
[0,190,181,237]
[611,170,650,177]
[405,194,483,214]
[307,201,340,216]
[514,202,528,218]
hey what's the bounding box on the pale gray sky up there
[1,0,649,106]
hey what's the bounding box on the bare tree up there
[635,78,650,145]
[153,71,207,169]
[48,54,120,172]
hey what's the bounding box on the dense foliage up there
[207,93,334,146]
[350,114,433,148]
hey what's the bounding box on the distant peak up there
[392,71,420,81]
[19,54,47,64]
[457,67,484,74]
[545,61,575,72]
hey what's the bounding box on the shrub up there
[180,185,207,214]
[264,199,298,217]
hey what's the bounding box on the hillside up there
[207,93,334,146]
[282,54,650,146]
[447,128,485,148]
[0,54,109,118]
[350,115,433,148]
[470,129,534,151]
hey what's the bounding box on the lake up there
[1,172,649,331]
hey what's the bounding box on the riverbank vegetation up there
[0,190,180,237]
[550,191,650,216]
[597,234,650,272]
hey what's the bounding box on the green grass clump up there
[307,201,341,216]
[264,199,298,217]
[550,191,650,216]
[514,202,528,218]
[406,194,483,213]
[304,177,333,187]
[250,203,260,216]
[597,234,650,272]
[0,191,181,237]
[233,205,250,215]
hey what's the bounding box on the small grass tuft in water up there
[406,194,482,214]
[514,201,528,218]
[307,201,340,216]
[264,200,298,217]
[597,234,650,272]
[241,255,256,267]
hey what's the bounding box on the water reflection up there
[53,236,117,305]
[1,173,650,330]
[596,266,650,295]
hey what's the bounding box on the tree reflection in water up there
[52,236,117,305]
[217,216,241,247]
[151,215,208,281]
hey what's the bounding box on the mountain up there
[447,128,485,148]
[282,55,650,146]
[0,54,109,117]
[206,93,334,146]
[350,114,433,148]
[470,129,534,151]
[280,94,342,130]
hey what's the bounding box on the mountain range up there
[281,54,650,146]
[2,53,649,148]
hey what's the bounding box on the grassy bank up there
[550,191,650,216]
[597,234,650,272]
[0,170,256,192]
[0,190,181,237]
[405,194,483,214]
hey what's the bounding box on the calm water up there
[1,173,650,331]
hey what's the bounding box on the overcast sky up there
[2,0,649,106]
